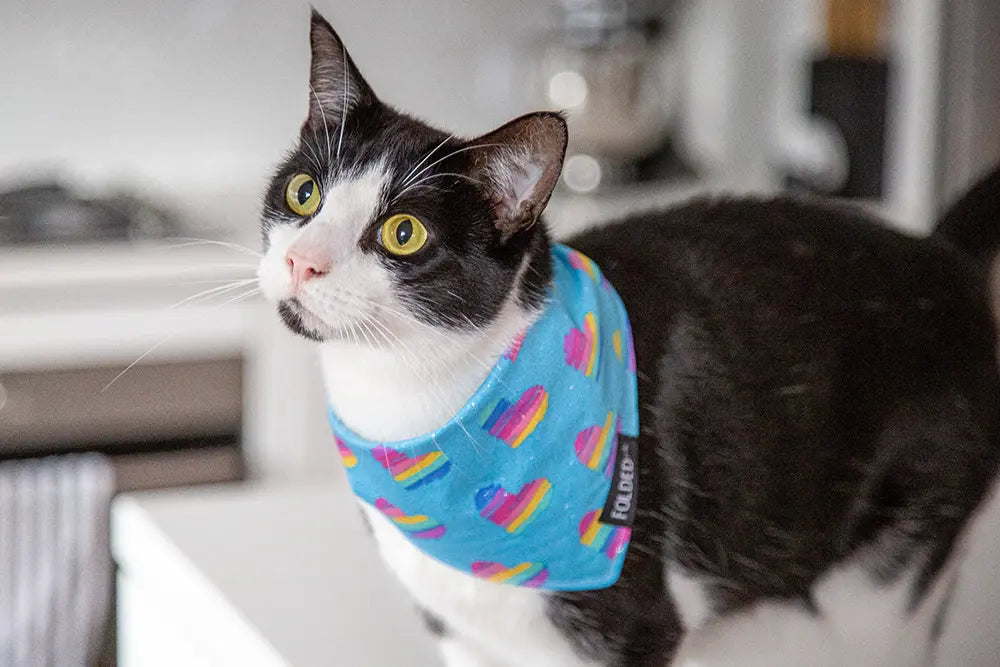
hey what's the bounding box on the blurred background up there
[2,0,1000,665]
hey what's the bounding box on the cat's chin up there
[277,299,334,342]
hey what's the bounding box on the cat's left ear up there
[466,112,568,242]
[305,9,375,133]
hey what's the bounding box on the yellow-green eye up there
[380,214,428,255]
[285,173,321,216]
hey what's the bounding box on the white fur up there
[667,565,714,632]
[259,168,967,666]
[259,167,586,666]
[258,163,395,339]
[672,553,956,667]
[486,148,546,221]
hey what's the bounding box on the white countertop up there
[112,474,1000,666]
[112,480,441,667]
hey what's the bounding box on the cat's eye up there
[380,214,428,256]
[285,173,321,216]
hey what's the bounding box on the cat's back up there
[569,195,997,391]
[567,195,1000,609]
[569,195,988,328]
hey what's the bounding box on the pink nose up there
[285,249,331,289]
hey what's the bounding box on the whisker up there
[309,84,335,168]
[100,339,170,393]
[336,44,349,167]
[299,137,327,180]
[163,237,262,257]
[171,263,259,271]
[359,315,484,463]
[102,284,259,393]
[173,278,259,286]
[218,286,262,306]
[400,134,454,186]
[392,172,483,204]
[399,143,503,192]
[167,279,258,310]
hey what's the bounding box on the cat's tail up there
[933,164,1000,264]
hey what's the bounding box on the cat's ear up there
[467,112,568,242]
[305,9,375,133]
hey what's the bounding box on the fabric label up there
[600,437,637,527]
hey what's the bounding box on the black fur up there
[260,12,555,339]
[545,197,1000,664]
[262,12,1000,665]
[936,166,1000,264]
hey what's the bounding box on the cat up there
[256,10,1000,666]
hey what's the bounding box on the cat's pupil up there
[296,180,314,205]
[396,219,413,245]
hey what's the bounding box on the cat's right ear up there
[305,9,375,134]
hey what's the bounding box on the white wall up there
[0,0,550,226]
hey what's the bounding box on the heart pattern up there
[373,445,451,489]
[564,312,599,377]
[479,385,548,448]
[475,478,552,534]
[471,561,549,587]
[504,329,527,361]
[574,412,617,477]
[375,498,446,539]
[336,436,358,468]
[579,509,630,559]
[568,249,598,282]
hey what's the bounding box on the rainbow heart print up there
[479,385,548,448]
[575,412,618,478]
[568,249,598,281]
[476,478,552,534]
[579,510,630,559]
[504,329,526,361]
[471,561,549,587]
[564,312,599,377]
[375,498,446,539]
[373,445,451,489]
[336,436,358,468]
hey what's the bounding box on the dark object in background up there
[794,0,889,198]
[0,181,178,245]
[809,56,888,198]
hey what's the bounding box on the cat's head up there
[257,10,567,343]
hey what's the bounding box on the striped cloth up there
[0,454,114,667]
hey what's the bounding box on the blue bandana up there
[328,243,639,591]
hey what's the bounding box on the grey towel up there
[0,454,114,667]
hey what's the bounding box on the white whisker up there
[163,237,262,257]
[309,84,335,168]
[100,339,170,393]
[102,283,259,393]
[399,143,502,193]
[400,134,454,186]
[336,44,349,166]
[218,286,262,305]
[167,279,258,310]
[392,172,483,204]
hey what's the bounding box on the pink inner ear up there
[495,159,544,219]
[507,163,543,212]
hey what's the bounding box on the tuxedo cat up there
[256,11,1000,666]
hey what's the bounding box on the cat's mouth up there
[277,298,331,341]
[276,295,378,343]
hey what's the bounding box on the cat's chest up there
[360,503,600,667]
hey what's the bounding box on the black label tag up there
[600,437,637,527]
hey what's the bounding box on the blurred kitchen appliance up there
[534,0,686,192]
[0,181,178,245]
[788,0,889,197]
